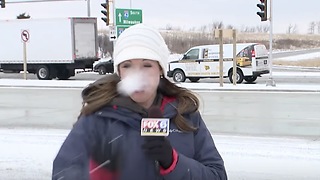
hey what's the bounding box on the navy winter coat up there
[52,95,227,180]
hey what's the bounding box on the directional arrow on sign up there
[115,9,142,26]
[110,36,117,41]
[118,13,122,23]
[109,26,117,41]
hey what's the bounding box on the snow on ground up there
[275,52,320,61]
[0,75,320,92]
[0,128,319,180]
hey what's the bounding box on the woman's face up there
[118,59,162,109]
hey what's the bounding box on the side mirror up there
[182,54,188,60]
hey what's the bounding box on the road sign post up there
[21,30,30,80]
[109,26,117,41]
[215,29,237,86]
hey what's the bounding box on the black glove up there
[142,136,173,169]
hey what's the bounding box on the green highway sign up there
[116,26,130,37]
[115,8,142,26]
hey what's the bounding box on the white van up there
[167,43,269,83]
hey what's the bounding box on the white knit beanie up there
[113,24,170,76]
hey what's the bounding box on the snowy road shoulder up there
[1,78,320,92]
[0,128,67,180]
[0,128,319,180]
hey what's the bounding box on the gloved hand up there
[142,136,173,169]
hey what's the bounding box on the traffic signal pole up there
[0,0,5,8]
[266,0,276,86]
[257,0,275,86]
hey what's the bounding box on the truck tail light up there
[251,49,255,58]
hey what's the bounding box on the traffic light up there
[0,0,5,8]
[257,0,267,21]
[101,1,110,26]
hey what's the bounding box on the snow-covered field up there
[0,128,319,180]
[275,52,320,61]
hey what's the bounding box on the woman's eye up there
[144,64,152,67]
[122,64,131,68]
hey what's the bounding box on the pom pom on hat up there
[113,24,170,76]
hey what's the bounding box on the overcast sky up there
[1,0,320,34]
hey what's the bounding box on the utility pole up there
[257,0,275,86]
[266,0,276,86]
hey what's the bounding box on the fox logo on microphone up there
[141,118,170,136]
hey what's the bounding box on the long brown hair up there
[80,74,199,132]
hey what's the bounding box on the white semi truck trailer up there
[0,17,99,80]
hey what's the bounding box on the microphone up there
[141,106,169,137]
[148,106,163,119]
[141,106,170,174]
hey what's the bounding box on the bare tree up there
[240,26,252,33]
[239,26,246,33]
[226,25,234,29]
[256,26,263,33]
[188,27,196,32]
[287,24,293,34]
[256,25,269,33]
[199,25,207,33]
[165,24,173,31]
[262,25,269,32]
[97,30,113,58]
[209,21,224,31]
[317,21,320,34]
[308,21,316,34]
[287,24,298,34]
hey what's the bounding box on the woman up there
[52,24,227,180]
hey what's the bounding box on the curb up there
[1,84,319,93]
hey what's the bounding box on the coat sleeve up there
[163,112,227,180]
[52,115,98,180]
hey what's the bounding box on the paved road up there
[198,91,320,138]
[0,87,82,129]
[1,70,320,85]
[0,87,319,138]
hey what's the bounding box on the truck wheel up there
[36,65,52,80]
[244,76,257,83]
[98,66,107,75]
[189,77,200,82]
[173,70,186,82]
[229,69,244,84]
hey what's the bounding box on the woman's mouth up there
[134,90,144,94]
